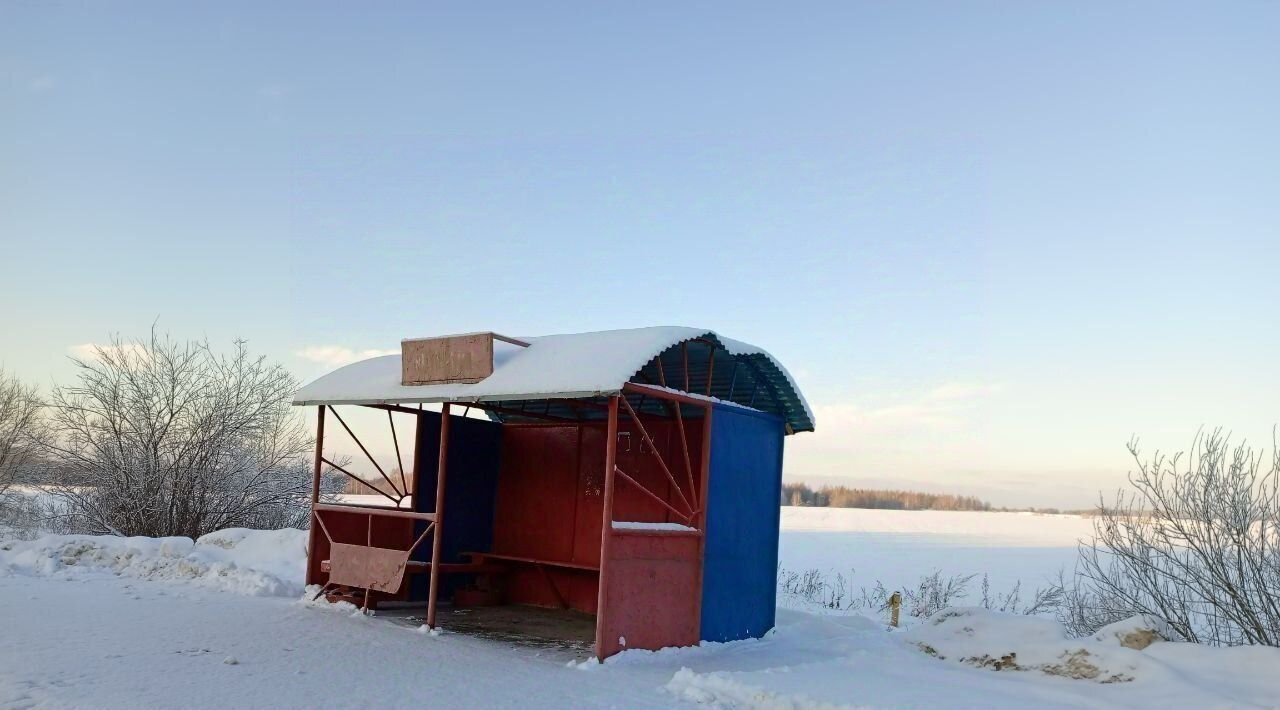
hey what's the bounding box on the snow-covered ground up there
[3,509,1277,709]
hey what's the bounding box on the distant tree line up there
[780,482,992,511]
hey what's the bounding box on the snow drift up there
[904,606,1280,701]
[0,527,307,597]
[905,607,1143,683]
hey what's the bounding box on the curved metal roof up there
[293,326,813,434]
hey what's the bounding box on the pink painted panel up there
[597,531,701,658]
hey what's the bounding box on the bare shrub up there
[1069,429,1280,646]
[0,369,50,529]
[905,570,978,617]
[777,566,1059,620]
[778,567,853,609]
[42,330,323,538]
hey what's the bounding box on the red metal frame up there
[306,342,722,657]
[593,381,714,660]
[306,403,450,618]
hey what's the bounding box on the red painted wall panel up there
[491,424,580,561]
[490,419,705,616]
[597,531,702,657]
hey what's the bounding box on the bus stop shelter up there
[292,326,814,660]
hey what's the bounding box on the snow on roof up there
[293,326,815,432]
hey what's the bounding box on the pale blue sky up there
[2,2,1277,507]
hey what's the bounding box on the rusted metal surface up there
[426,402,451,629]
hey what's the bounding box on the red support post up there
[311,406,325,505]
[305,406,326,586]
[594,395,620,660]
[426,403,451,629]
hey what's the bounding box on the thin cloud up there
[785,380,1007,496]
[924,382,1005,402]
[295,346,398,369]
[68,342,150,362]
[808,381,1004,438]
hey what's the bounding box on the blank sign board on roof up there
[401,332,529,386]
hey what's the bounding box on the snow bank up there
[902,607,1280,704]
[0,527,307,597]
[1092,614,1171,650]
[906,608,1143,682]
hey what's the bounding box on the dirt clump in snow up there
[1092,615,1172,651]
[905,608,1139,684]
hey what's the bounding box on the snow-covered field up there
[2,508,1277,709]
[779,507,1092,602]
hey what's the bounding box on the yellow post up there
[889,592,902,627]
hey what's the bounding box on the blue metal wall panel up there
[699,404,785,642]
[410,412,503,600]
